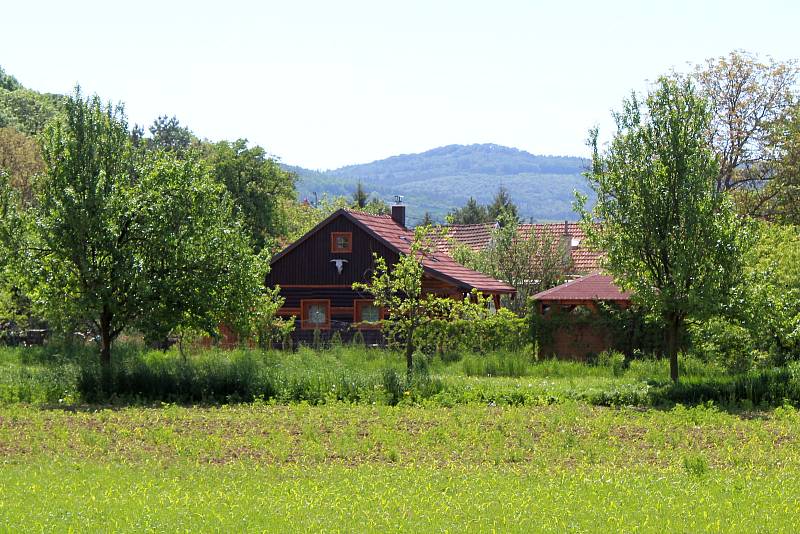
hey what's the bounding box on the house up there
[440,221,603,276]
[532,273,632,359]
[266,205,516,345]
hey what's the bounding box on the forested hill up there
[288,144,593,224]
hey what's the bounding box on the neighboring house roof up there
[439,221,603,274]
[532,273,632,302]
[271,209,515,294]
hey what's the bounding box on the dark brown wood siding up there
[267,216,399,287]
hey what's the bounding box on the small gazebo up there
[532,273,632,359]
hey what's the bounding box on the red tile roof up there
[346,210,515,294]
[439,221,603,274]
[532,273,632,302]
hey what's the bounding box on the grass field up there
[1,401,799,531]
[1,345,799,531]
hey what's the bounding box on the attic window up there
[331,232,352,253]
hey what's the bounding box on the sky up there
[2,0,799,170]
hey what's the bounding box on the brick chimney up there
[391,195,406,228]
[560,220,572,264]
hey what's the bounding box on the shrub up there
[597,350,626,376]
[690,316,761,373]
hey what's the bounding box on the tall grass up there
[2,344,800,408]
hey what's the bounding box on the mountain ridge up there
[287,143,593,223]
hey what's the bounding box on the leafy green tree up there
[447,197,491,224]
[763,103,800,224]
[0,67,21,92]
[205,139,297,252]
[420,211,435,226]
[354,227,456,375]
[738,223,800,362]
[0,170,29,326]
[451,209,568,313]
[487,186,519,222]
[352,181,368,208]
[148,115,195,152]
[16,90,267,371]
[578,77,747,382]
[0,88,62,136]
[364,196,390,215]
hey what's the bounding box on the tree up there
[448,197,490,224]
[0,127,43,205]
[18,90,268,372]
[352,181,368,208]
[691,51,799,215]
[420,211,435,227]
[487,186,519,222]
[578,77,746,382]
[451,209,568,313]
[363,196,390,215]
[205,139,297,252]
[353,227,457,375]
[148,115,195,152]
[0,88,62,136]
[0,170,29,326]
[763,103,800,224]
[0,66,22,92]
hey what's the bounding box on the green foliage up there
[447,196,491,224]
[0,83,63,136]
[10,89,270,365]
[205,139,297,252]
[415,306,528,356]
[354,226,525,370]
[451,209,567,313]
[689,317,761,373]
[147,115,196,152]
[351,181,369,208]
[487,186,519,222]
[353,226,434,373]
[597,350,626,377]
[579,76,748,381]
[447,187,520,225]
[462,352,530,377]
[234,285,294,349]
[0,66,21,92]
[722,222,800,364]
[764,103,800,225]
[3,344,800,410]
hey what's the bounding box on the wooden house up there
[267,205,516,345]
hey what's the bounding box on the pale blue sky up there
[2,0,798,169]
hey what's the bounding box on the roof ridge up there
[344,208,392,218]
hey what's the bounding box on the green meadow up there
[1,345,800,532]
[1,402,799,532]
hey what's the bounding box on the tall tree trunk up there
[665,312,682,383]
[99,308,113,391]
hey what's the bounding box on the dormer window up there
[331,232,352,253]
